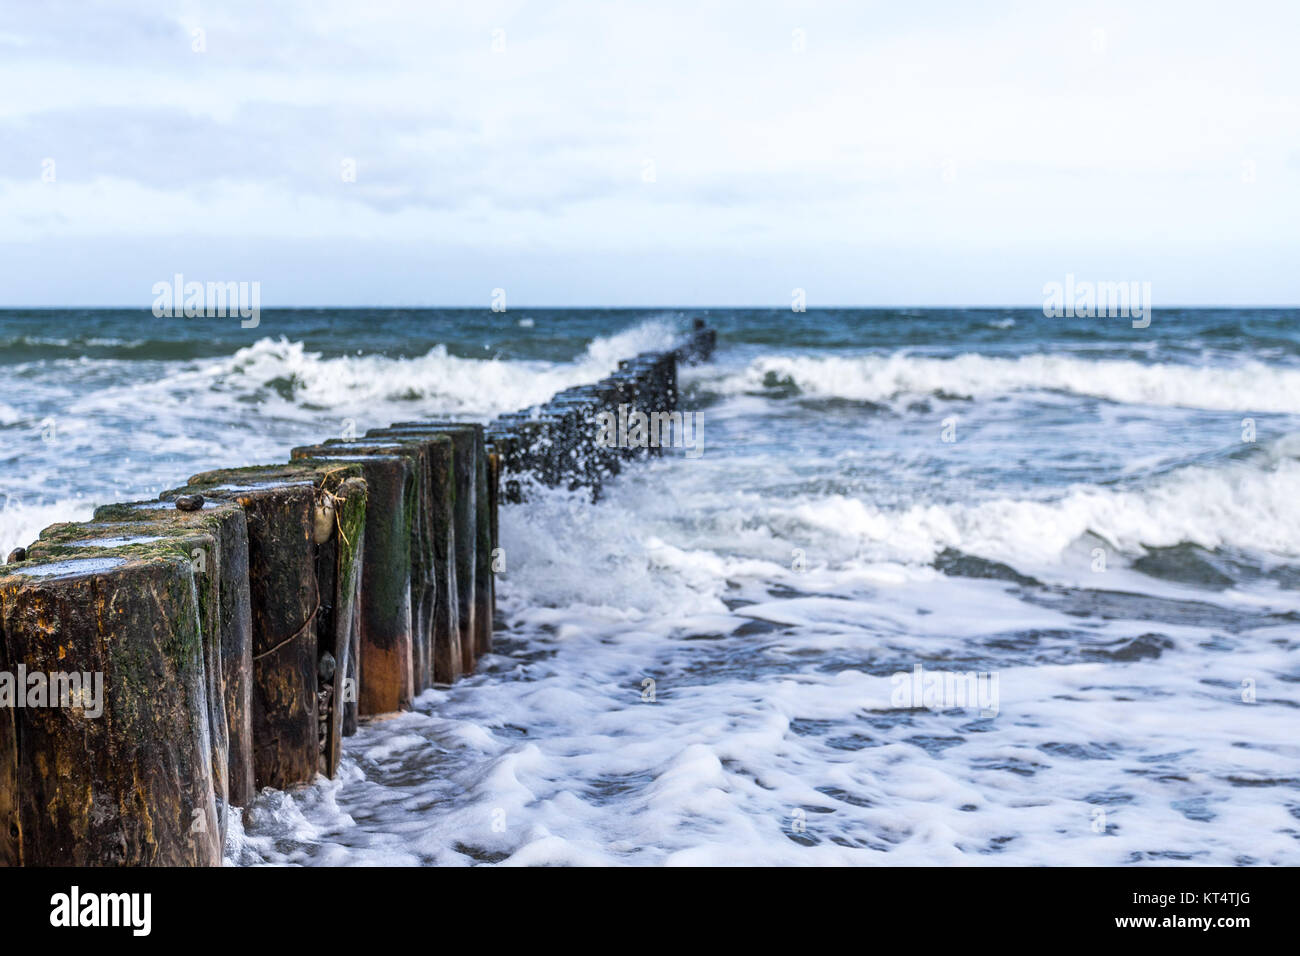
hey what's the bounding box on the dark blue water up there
[2,306,1297,363]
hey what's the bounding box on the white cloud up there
[0,0,1296,304]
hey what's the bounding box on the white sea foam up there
[233,544,1300,866]
[0,320,678,557]
[58,319,678,428]
[231,439,1300,866]
[714,352,1300,413]
[780,453,1300,567]
[0,498,95,559]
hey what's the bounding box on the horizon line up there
[2,304,1297,311]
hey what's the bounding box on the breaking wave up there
[715,352,1300,413]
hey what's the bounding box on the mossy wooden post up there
[310,477,366,776]
[23,519,240,844]
[176,477,315,789]
[0,553,221,866]
[0,676,14,866]
[295,439,444,694]
[370,423,481,671]
[311,435,461,683]
[87,505,253,805]
[85,500,256,809]
[471,428,492,657]
[173,462,368,785]
[425,435,462,682]
[275,454,414,715]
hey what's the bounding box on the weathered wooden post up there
[675,320,717,364]
[83,501,256,809]
[419,435,461,683]
[546,396,604,493]
[0,552,221,866]
[485,446,500,625]
[606,369,644,463]
[269,453,415,716]
[86,502,258,806]
[370,423,493,664]
[292,439,446,692]
[485,429,524,504]
[494,413,567,490]
[164,463,367,787]
[305,435,461,683]
[22,518,244,844]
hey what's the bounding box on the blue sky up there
[1,0,1297,306]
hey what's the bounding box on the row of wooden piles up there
[0,321,715,866]
[489,320,716,500]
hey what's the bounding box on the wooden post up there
[23,518,242,844]
[312,477,367,776]
[303,435,461,684]
[426,435,462,682]
[267,454,414,716]
[0,553,221,866]
[369,424,488,668]
[292,440,444,694]
[86,501,256,808]
[168,463,368,786]
[485,448,500,636]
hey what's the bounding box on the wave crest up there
[714,352,1300,413]
[782,450,1300,567]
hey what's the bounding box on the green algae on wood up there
[171,461,368,787]
[306,475,367,776]
[369,424,481,673]
[0,553,221,866]
[24,520,237,848]
[306,434,461,683]
[277,453,414,716]
[296,439,445,695]
[89,499,257,806]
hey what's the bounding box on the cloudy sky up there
[1,0,1297,306]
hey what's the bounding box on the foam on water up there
[780,451,1300,568]
[716,352,1300,413]
[0,499,96,558]
[229,446,1300,866]
[0,318,678,555]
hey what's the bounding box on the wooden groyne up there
[0,321,715,866]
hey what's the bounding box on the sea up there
[1,307,1298,865]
